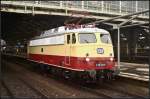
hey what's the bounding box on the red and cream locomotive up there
[27,25,119,81]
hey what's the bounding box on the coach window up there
[72,33,76,44]
[67,35,70,44]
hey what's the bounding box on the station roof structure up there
[1,1,149,45]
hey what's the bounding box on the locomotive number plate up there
[96,63,106,67]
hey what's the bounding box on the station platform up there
[2,53,149,81]
[119,62,149,81]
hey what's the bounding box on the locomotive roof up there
[32,26,109,40]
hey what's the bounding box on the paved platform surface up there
[3,53,149,81]
[119,62,149,81]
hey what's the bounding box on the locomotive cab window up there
[72,33,76,44]
[79,33,96,43]
[100,33,112,44]
[67,35,70,44]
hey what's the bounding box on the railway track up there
[1,79,15,99]
[1,77,47,98]
[2,60,112,98]
[1,76,48,99]
[16,77,48,99]
[2,55,149,98]
[44,72,147,98]
[1,61,49,98]
[97,82,146,98]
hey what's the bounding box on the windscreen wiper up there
[84,40,89,43]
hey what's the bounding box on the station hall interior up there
[0,1,150,98]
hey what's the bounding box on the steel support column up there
[132,30,138,60]
[117,27,120,68]
[60,1,62,7]
[149,42,150,67]
[101,1,104,12]
[117,15,138,69]
[136,1,138,12]
[119,1,122,13]
[81,1,84,9]
[32,4,35,16]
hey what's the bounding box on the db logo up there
[97,48,104,54]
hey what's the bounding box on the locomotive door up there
[65,34,71,65]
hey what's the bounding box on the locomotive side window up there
[41,48,43,52]
[100,34,112,44]
[67,35,70,44]
[72,33,76,44]
[79,33,96,43]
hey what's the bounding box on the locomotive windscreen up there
[100,34,112,44]
[79,33,96,43]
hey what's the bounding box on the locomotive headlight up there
[86,57,90,62]
[110,57,113,62]
[85,53,90,62]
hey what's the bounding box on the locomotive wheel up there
[63,70,70,79]
[56,68,63,77]
[51,67,57,75]
[70,71,77,80]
